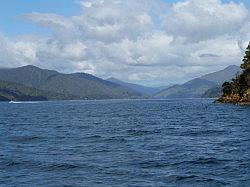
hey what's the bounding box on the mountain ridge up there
[0,64,242,101]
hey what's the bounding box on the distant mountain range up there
[107,77,168,96]
[0,65,143,101]
[0,65,241,101]
[154,65,241,98]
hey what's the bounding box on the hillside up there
[154,65,240,98]
[0,65,143,100]
[0,79,73,101]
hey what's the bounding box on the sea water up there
[0,99,249,186]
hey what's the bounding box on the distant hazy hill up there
[154,65,241,98]
[199,65,241,84]
[201,86,222,98]
[0,65,142,100]
[154,78,216,98]
[107,77,166,96]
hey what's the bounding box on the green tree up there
[238,73,248,97]
[241,42,250,70]
[222,82,232,96]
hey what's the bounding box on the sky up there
[0,0,249,86]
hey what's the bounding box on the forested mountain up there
[0,65,142,101]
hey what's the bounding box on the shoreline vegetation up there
[217,42,250,105]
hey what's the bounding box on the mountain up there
[154,65,241,98]
[0,65,143,100]
[154,78,216,98]
[0,65,241,101]
[107,77,167,96]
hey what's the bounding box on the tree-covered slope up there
[0,79,72,101]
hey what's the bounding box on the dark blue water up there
[0,99,249,186]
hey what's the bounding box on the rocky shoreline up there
[217,88,250,105]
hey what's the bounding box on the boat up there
[9,100,21,104]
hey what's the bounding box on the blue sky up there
[0,0,80,37]
[0,0,249,37]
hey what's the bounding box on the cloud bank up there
[0,0,249,85]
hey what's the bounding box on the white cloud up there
[0,0,249,86]
[0,34,41,67]
[163,0,248,42]
[79,1,93,8]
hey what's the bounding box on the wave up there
[179,129,226,137]
[10,135,43,143]
[192,157,229,164]
[44,163,80,171]
[127,129,161,136]
[171,157,230,166]
[164,174,228,185]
